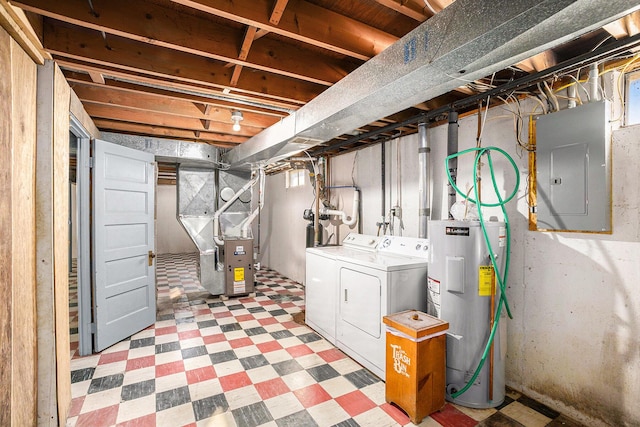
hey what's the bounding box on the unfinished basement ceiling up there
[12,0,640,159]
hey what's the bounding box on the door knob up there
[148,250,156,266]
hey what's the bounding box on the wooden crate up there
[383,310,448,424]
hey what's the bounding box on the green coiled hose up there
[444,146,520,399]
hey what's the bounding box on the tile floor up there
[67,253,585,427]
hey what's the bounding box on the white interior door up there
[93,139,156,352]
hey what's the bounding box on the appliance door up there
[305,250,338,344]
[336,261,386,379]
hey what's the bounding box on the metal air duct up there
[102,132,221,167]
[223,0,640,168]
[176,167,224,294]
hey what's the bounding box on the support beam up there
[169,0,396,59]
[604,10,640,38]
[225,0,640,166]
[43,21,324,103]
[14,0,358,85]
[83,103,263,137]
[95,119,242,148]
[372,0,430,22]
[64,70,293,116]
[0,0,48,63]
[87,70,104,84]
[517,50,558,73]
[238,26,258,61]
[230,65,243,87]
[269,0,289,25]
[70,82,280,127]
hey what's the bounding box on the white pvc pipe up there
[213,173,258,245]
[567,83,577,108]
[589,63,600,102]
[320,189,359,227]
[240,169,265,238]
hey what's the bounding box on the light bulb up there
[231,110,243,131]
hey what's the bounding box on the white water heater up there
[427,220,506,408]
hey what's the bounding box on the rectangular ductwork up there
[223,0,640,168]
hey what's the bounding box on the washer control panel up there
[342,233,381,251]
[377,235,430,259]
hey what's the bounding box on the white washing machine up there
[335,235,429,380]
[305,234,380,344]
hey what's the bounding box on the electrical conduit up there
[444,146,520,399]
[418,122,430,239]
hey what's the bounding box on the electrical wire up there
[445,146,520,399]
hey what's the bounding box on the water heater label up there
[427,277,441,316]
[427,277,440,294]
[478,266,495,296]
[499,227,506,247]
[446,226,469,236]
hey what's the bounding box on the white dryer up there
[305,234,380,344]
[335,235,429,379]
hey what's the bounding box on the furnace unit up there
[224,238,254,297]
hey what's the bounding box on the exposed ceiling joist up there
[84,102,263,137]
[225,0,640,166]
[604,10,640,38]
[70,82,280,128]
[93,119,242,148]
[11,0,640,157]
[14,0,358,85]
[269,0,289,25]
[61,66,300,113]
[168,0,396,59]
[371,0,430,22]
[44,19,323,103]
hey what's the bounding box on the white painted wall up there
[258,171,314,283]
[156,184,197,254]
[260,82,640,425]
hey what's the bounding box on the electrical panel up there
[536,101,611,232]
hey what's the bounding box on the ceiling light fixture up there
[231,110,243,132]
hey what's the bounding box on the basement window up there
[625,69,640,126]
[285,169,306,188]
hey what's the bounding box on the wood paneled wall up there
[0,25,39,426]
[0,26,14,427]
[53,62,71,425]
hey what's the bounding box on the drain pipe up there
[320,188,360,227]
[447,112,459,218]
[418,122,430,239]
[240,169,265,238]
[589,63,600,102]
[381,142,386,232]
[213,172,258,245]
